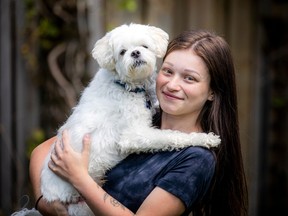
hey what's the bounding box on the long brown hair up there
[163,30,248,216]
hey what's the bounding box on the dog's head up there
[92,23,169,86]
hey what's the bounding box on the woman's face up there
[156,49,213,119]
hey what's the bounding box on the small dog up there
[40,23,220,215]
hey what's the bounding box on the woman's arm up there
[29,136,68,215]
[50,130,186,216]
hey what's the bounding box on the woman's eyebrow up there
[163,61,174,67]
[184,69,201,77]
[163,62,202,78]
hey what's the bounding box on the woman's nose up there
[166,76,181,91]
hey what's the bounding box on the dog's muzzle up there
[130,50,147,68]
[132,59,147,68]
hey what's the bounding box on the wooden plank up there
[0,0,13,213]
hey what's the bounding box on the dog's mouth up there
[132,60,147,68]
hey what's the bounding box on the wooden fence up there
[1,0,287,215]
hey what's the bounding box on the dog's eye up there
[142,45,148,49]
[120,49,127,56]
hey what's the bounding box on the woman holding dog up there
[30,30,248,216]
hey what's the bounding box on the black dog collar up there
[114,80,145,93]
[114,80,151,109]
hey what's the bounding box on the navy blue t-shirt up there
[102,146,216,215]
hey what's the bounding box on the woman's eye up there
[120,49,127,56]
[162,68,173,75]
[185,76,195,82]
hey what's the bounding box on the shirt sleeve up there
[155,147,216,210]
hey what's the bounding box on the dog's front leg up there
[118,126,221,155]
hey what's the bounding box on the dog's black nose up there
[131,50,141,58]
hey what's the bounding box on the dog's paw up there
[189,132,221,148]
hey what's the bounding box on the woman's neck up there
[160,112,202,133]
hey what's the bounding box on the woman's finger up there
[54,138,62,157]
[50,149,58,164]
[48,159,57,171]
[62,130,71,151]
[82,134,91,155]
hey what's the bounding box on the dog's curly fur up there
[40,23,221,215]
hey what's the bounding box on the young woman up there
[30,30,248,216]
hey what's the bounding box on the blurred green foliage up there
[38,19,61,49]
[118,0,138,12]
[26,129,46,159]
[272,97,286,108]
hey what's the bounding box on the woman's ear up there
[208,92,214,101]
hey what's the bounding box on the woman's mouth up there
[162,91,184,100]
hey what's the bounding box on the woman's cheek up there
[155,75,163,97]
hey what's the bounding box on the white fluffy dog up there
[40,23,220,215]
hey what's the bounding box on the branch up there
[47,43,77,108]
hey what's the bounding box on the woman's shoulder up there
[155,147,216,212]
[183,146,215,155]
[171,147,217,178]
[124,146,216,167]
[178,146,216,164]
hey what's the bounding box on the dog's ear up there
[91,32,115,70]
[148,26,169,58]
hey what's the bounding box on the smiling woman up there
[157,49,213,133]
[156,30,248,215]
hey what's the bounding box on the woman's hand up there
[48,130,91,186]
